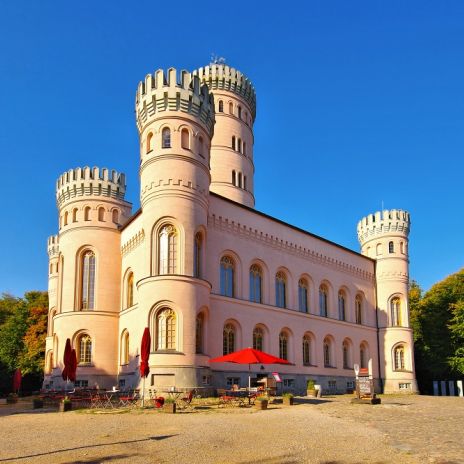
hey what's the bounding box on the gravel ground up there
[0,395,462,464]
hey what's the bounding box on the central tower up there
[193,64,256,207]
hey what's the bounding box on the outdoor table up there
[159,388,183,406]
[103,390,119,408]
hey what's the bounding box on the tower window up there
[84,207,91,221]
[389,241,394,253]
[238,172,242,188]
[391,297,402,327]
[72,208,78,223]
[162,127,171,148]
[238,105,242,119]
[198,136,204,158]
[80,251,95,310]
[232,170,236,186]
[243,176,247,190]
[146,132,153,153]
[98,207,105,222]
[218,100,224,112]
[158,225,177,274]
[243,141,246,156]
[112,209,119,224]
[232,136,236,151]
[181,128,190,149]
[237,138,242,153]
[229,102,233,114]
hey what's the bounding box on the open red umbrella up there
[209,347,291,389]
[12,368,22,394]
[139,327,151,406]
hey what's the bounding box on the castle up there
[44,63,418,394]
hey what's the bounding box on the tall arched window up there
[112,209,119,224]
[198,136,204,157]
[64,211,68,226]
[391,297,402,326]
[232,136,236,151]
[323,339,331,367]
[80,251,96,310]
[360,344,367,369]
[121,331,129,365]
[181,128,190,149]
[243,141,246,156]
[146,132,153,153]
[279,331,288,360]
[338,291,346,321]
[126,272,134,308]
[194,233,202,278]
[238,172,242,188]
[355,296,362,324]
[218,100,224,112]
[157,308,176,350]
[342,340,350,369]
[376,243,382,255]
[220,256,234,297]
[319,285,328,317]
[84,206,91,221]
[249,264,262,303]
[72,208,78,223]
[298,278,309,313]
[400,241,404,254]
[98,207,105,222]
[195,313,203,354]
[223,323,235,355]
[302,335,311,365]
[232,170,236,186]
[238,105,242,119]
[389,241,394,253]
[394,345,405,370]
[237,138,242,153]
[275,272,286,308]
[253,326,263,351]
[229,102,233,114]
[158,225,177,274]
[78,334,92,364]
[162,127,171,148]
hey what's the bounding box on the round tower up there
[357,209,418,393]
[192,64,256,207]
[49,167,132,388]
[135,68,214,388]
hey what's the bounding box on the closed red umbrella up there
[68,349,78,383]
[12,368,22,393]
[209,347,292,389]
[139,327,151,406]
[62,338,72,382]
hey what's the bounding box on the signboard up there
[357,376,372,396]
[272,372,282,382]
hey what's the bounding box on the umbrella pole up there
[248,364,251,390]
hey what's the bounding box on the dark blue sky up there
[1,1,463,296]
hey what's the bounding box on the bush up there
[306,379,315,390]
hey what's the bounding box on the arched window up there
[223,323,235,355]
[389,241,394,253]
[302,335,311,365]
[243,176,247,190]
[229,102,233,114]
[238,172,242,188]
[84,206,91,221]
[232,170,236,186]
[249,265,262,303]
[98,207,105,222]
[355,295,362,324]
[275,272,286,308]
[253,326,263,351]
[157,308,176,350]
[342,340,350,369]
[158,225,177,274]
[218,100,224,112]
[323,339,331,367]
[78,334,92,364]
[391,297,402,326]
[319,285,328,317]
[232,136,236,151]
[80,251,96,310]
[360,344,367,369]
[376,243,382,255]
[400,241,404,254]
[194,232,202,278]
[126,272,134,308]
[338,291,346,321]
[298,278,309,313]
[279,331,288,360]
[146,132,153,153]
[198,136,204,157]
[121,331,129,365]
[112,209,119,224]
[72,208,78,223]
[162,127,171,148]
[195,313,203,354]
[238,105,242,119]
[64,211,68,226]
[394,345,405,370]
[237,138,242,153]
[220,256,234,297]
[181,128,190,149]
[243,141,246,156]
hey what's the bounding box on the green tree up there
[448,300,464,375]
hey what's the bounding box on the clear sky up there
[1,1,463,296]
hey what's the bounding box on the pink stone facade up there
[44,64,418,394]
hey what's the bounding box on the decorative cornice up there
[121,229,145,256]
[208,214,375,282]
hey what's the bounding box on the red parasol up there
[139,327,151,407]
[209,347,291,389]
[12,368,22,393]
[62,338,72,382]
[68,349,78,383]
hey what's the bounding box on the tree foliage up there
[410,269,464,392]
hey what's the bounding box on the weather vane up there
[210,53,226,65]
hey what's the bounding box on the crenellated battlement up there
[192,64,256,119]
[47,235,59,258]
[135,67,215,135]
[56,166,126,208]
[357,209,410,245]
